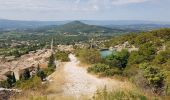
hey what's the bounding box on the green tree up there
[1,73,16,88]
[21,69,31,80]
[154,50,170,64]
[116,49,130,68]
[139,43,156,61]
[37,70,46,81]
[48,54,56,68]
[139,63,167,94]
[77,49,101,64]
[104,49,129,69]
[12,72,16,83]
[127,51,145,65]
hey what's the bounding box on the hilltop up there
[50,21,120,34]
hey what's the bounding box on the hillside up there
[35,21,123,34]
[74,28,170,99]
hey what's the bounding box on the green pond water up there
[100,50,115,58]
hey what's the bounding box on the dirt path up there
[47,54,131,99]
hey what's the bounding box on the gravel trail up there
[62,54,129,98]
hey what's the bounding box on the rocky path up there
[62,54,130,98]
[48,54,131,99]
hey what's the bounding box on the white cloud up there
[0,0,153,13]
[111,0,150,5]
[0,0,101,12]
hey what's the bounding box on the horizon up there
[0,0,170,22]
[1,19,170,23]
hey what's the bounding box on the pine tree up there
[12,72,16,83]
[48,54,56,68]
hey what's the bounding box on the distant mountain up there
[0,19,170,33]
[0,19,68,31]
[106,24,170,31]
[48,21,121,34]
[81,20,170,26]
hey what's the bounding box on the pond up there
[100,50,115,58]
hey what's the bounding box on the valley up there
[0,20,170,100]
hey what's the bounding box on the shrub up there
[93,88,147,100]
[139,63,167,94]
[103,68,122,77]
[104,49,130,69]
[0,73,16,88]
[77,49,101,64]
[88,63,109,73]
[154,50,170,64]
[37,70,47,81]
[48,54,56,68]
[43,68,55,76]
[55,51,70,62]
[20,69,31,80]
[15,76,44,90]
[88,63,123,77]
[0,80,11,88]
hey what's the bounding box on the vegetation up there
[48,54,56,68]
[87,49,129,77]
[55,51,70,62]
[1,22,170,99]
[15,76,45,90]
[20,69,31,80]
[104,49,130,69]
[93,88,147,100]
[88,63,122,77]
[76,48,101,64]
[84,28,170,97]
[0,73,16,88]
[37,21,121,34]
[139,63,166,94]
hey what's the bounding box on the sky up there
[0,0,170,21]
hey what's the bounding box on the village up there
[0,39,139,82]
[0,49,52,81]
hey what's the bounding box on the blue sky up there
[0,0,169,21]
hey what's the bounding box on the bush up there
[165,74,170,96]
[88,63,109,73]
[55,51,70,62]
[37,70,47,81]
[20,69,31,80]
[127,51,145,65]
[88,63,123,77]
[0,73,16,88]
[154,50,170,64]
[139,63,167,94]
[43,68,55,76]
[103,68,122,77]
[0,80,11,88]
[15,76,44,90]
[76,49,101,64]
[104,49,130,69]
[48,54,56,68]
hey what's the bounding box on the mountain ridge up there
[37,21,120,34]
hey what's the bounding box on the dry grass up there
[10,63,68,100]
[77,62,91,68]
[45,62,66,95]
